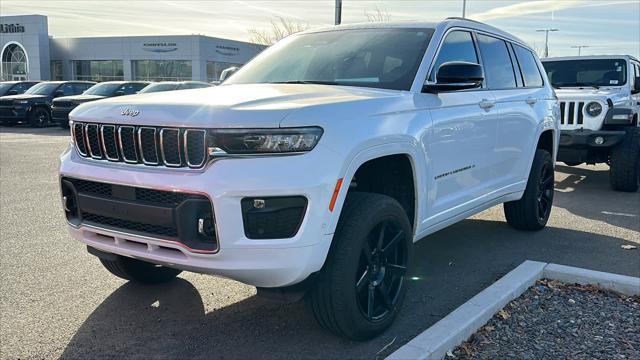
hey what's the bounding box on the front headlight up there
[209,127,323,155]
[16,100,29,105]
[585,102,602,117]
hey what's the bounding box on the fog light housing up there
[241,196,307,239]
[594,136,605,145]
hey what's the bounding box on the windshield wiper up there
[554,83,599,89]
[269,80,340,85]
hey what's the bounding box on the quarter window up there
[477,34,516,89]
[513,45,544,87]
[429,31,478,82]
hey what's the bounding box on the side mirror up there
[632,77,640,94]
[423,61,484,93]
[113,91,125,97]
[7,89,18,95]
[53,90,65,98]
[219,66,239,82]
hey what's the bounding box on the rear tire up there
[609,129,640,192]
[29,107,50,128]
[99,255,182,284]
[308,192,412,340]
[504,149,554,231]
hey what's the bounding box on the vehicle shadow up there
[60,220,639,360]
[553,164,640,231]
[0,125,69,136]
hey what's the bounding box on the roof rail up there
[445,17,485,25]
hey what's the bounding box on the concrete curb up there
[387,261,640,360]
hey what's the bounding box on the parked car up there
[52,81,150,128]
[0,81,95,127]
[542,55,640,192]
[0,81,40,96]
[138,81,212,94]
[59,18,558,340]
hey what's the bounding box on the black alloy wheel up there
[30,107,50,127]
[356,220,407,322]
[536,161,554,222]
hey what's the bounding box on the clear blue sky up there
[2,0,639,57]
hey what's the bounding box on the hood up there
[553,87,625,102]
[54,94,106,103]
[69,83,402,128]
[1,94,47,102]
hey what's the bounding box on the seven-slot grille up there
[0,99,13,107]
[53,101,74,108]
[72,122,207,168]
[559,101,586,125]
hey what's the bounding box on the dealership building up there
[0,15,265,82]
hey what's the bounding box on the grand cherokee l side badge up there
[121,108,140,117]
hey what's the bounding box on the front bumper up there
[51,107,72,125]
[0,106,27,123]
[59,143,342,287]
[557,129,625,163]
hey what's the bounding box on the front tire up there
[308,192,412,340]
[609,129,640,192]
[504,149,554,231]
[29,107,51,127]
[99,255,182,284]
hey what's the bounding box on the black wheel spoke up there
[386,263,406,278]
[356,268,369,293]
[381,231,403,256]
[377,282,393,309]
[367,285,375,318]
[376,222,386,252]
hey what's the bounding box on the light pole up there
[536,28,559,58]
[335,0,342,25]
[462,0,467,18]
[571,45,589,56]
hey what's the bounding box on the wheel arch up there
[326,142,425,238]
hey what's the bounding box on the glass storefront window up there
[50,60,63,80]
[132,60,192,81]
[71,60,124,81]
[207,61,243,82]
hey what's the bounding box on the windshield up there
[543,59,627,87]
[0,83,15,95]
[25,82,60,95]
[84,83,122,96]
[139,83,179,93]
[227,28,434,91]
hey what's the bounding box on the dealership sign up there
[0,23,25,33]
[215,45,239,56]
[143,42,178,53]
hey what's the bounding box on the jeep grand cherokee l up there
[52,81,150,128]
[59,18,558,340]
[0,81,94,127]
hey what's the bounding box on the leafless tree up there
[365,6,390,22]
[248,16,309,45]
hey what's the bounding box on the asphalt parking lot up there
[1,126,638,360]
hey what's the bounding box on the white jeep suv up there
[59,18,558,340]
[542,55,640,192]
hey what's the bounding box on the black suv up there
[52,81,150,128]
[0,81,95,127]
[0,81,41,96]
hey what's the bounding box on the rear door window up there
[429,31,479,82]
[513,45,544,87]
[476,34,517,89]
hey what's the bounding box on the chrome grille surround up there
[71,121,208,169]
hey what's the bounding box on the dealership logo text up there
[0,24,25,33]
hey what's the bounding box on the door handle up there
[478,99,494,110]
[526,97,538,105]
